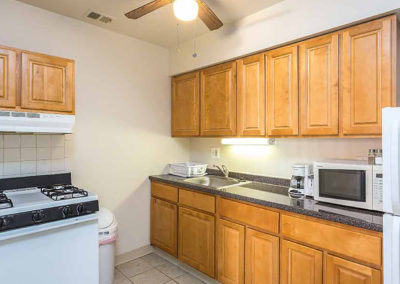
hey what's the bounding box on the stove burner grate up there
[40,185,89,201]
[0,193,13,209]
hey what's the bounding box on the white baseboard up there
[115,244,155,266]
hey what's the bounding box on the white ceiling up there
[16,0,283,48]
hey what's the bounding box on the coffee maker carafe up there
[289,164,313,196]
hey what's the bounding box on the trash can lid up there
[98,208,115,229]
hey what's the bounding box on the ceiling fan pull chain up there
[192,18,198,58]
[176,23,181,53]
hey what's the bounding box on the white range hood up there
[0,111,75,134]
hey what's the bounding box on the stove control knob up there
[77,204,86,215]
[62,206,73,217]
[32,211,45,223]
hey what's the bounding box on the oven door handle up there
[0,214,98,242]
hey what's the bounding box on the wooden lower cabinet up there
[150,197,177,256]
[325,255,381,284]
[245,228,279,284]
[217,219,245,284]
[281,240,323,284]
[178,207,215,277]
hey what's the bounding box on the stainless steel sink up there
[184,175,250,189]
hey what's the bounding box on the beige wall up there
[169,0,400,75]
[191,138,382,179]
[0,0,190,255]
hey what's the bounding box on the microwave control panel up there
[372,165,383,211]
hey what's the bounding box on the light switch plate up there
[211,148,220,159]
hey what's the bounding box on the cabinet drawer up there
[218,198,279,234]
[281,214,382,266]
[151,182,178,203]
[179,189,215,213]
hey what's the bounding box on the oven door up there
[0,214,98,284]
[314,163,373,209]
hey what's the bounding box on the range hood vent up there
[0,111,75,134]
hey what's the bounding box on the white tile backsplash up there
[21,161,36,175]
[4,135,20,148]
[4,148,20,162]
[21,135,36,148]
[37,148,51,160]
[36,135,51,147]
[0,135,71,179]
[21,148,36,161]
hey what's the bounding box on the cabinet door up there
[178,207,215,277]
[266,45,299,136]
[237,54,265,136]
[245,228,279,284]
[172,72,200,136]
[217,219,245,284]
[342,16,395,135]
[300,34,339,136]
[0,47,17,108]
[325,255,380,284]
[150,197,177,256]
[21,52,74,113]
[281,240,323,284]
[200,62,237,136]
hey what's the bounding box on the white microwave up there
[313,160,383,211]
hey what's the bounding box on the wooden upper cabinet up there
[0,47,17,108]
[237,54,265,136]
[266,45,299,136]
[300,34,339,136]
[200,62,237,136]
[178,207,215,277]
[217,219,245,284]
[245,228,279,284]
[150,197,177,256]
[325,255,380,284]
[342,16,396,135]
[281,240,323,284]
[172,72,200,136]
[21,52,75,113]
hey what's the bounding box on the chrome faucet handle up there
[213,164,229,178]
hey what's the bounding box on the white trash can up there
[98,208,118,284]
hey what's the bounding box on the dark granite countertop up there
[149,174,383,232]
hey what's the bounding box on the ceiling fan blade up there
[125,0,173,19]
[196,0,223,30]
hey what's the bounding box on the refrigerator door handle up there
[384,214,400,284]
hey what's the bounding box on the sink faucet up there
[214,164,229,178]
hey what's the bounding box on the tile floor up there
[114,253,206,284]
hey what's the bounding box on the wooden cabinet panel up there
[281,214,382,266]
[0,47,17,108]
[217,219,245,284]
[218,198,279,234]
[281,240,323,284]
[172,72,200,136]
[266,45,299,136]
[178,207,215,277]
[300,34,339,135]
[150,197,177,256]
[342,16,396,135]
[245,228,279,284]
[151,182,178,203]
[21,52,74,113]
[237,54,265,136]
[200,62,237,136]
[179,189,215,213]
[325,255,380,284]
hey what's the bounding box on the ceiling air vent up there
[84,10,115,24]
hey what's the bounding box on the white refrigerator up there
[383,107,400,284]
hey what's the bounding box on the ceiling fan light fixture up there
[173,0,199,21]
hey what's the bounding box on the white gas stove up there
[0,174,99,284]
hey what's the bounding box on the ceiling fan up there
[125,0,223,31]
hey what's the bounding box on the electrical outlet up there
[211,148,220,159]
